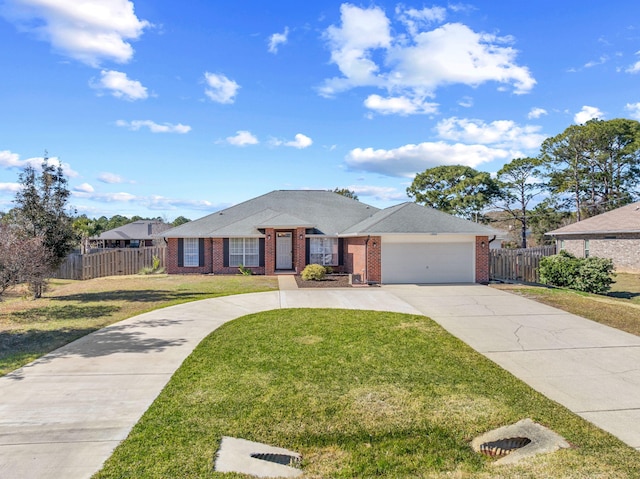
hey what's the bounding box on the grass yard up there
[492,272,640,336]
[94,309,639,479]
[0,274,278,376]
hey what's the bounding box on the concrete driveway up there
[1,284,639,479]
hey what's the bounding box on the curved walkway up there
[1,285,640,478]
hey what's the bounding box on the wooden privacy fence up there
[53,246,166,280]
[490,245,557,283]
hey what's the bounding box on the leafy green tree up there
[172,216,191,227]
[527,198,573,246]
[541,119,640,220]
[493,157,544,248]
[332,188,359,201]
[12,156,75,297]
[407,165,499,220]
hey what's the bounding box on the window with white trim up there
[310,238,338,266]
[584,239,590,258]
[229,238,259,267]
[183,238,199,267]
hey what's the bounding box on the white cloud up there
[349,185,407,201]
[73,190,215,212]
[364,94,438,115]
[574,105,604,124]
[625,102,640,120]
[627,61,640,73]
[116,119,191,133]
[346,142,512,177]
[458,96,473,108]
[527,107,547,119]
[1,0,150,67]
[268,27,289,54]
[286,133,313,149]
[204,72,239,104]
[74,182,94,193]
[319,5,535,107]
[91,70,148,100]
[271,133,313,149]
[435,117,545,150]
[397,5,447,36]
[98,172,128,184]
[0,150,78,177]
[584,55,608,68]
[0,182,21,193]
[226,130,259,146]
[320,3,391,96]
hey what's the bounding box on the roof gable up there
[342,202,501,236]
[548,202,640,236]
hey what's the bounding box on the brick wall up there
[264,229,276,275]
[475,236,489,284]
[165,237,213,274]
[343,236,381,283]
[560,234,640,272]
[294,228,306,273]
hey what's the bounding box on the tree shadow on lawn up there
[3,317,188,381]
[10,304,121,323]
[607,291,640,300]
[50,289,213,303]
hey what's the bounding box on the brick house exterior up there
[548,202,640,273]
[162,191,498,284]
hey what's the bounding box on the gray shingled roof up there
[547,201,640,236]
[161,190,379,238]
[342,202,501,236]
[93,221,171,241]
[161,191,502,238]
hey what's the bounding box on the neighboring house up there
[91,221,171,249]
[547,201,640,272]
[161,190,500,284]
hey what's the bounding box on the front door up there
[276,232,293,270]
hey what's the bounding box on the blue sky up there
[1,1,640,221]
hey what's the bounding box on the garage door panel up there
[382,242,474,283]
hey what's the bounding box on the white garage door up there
[382,242,474,284]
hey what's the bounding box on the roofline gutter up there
[547,229,640,236]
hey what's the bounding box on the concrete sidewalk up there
[1,285,639,478]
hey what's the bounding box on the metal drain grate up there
[480,437,531,457]
[250,452,300,466]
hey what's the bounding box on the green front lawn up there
[0,274,278,376]
[95,309,639,478]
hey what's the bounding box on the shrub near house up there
[539,251,615,294]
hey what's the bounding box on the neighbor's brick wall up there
[165,237,213,274]
[560,234,640,272]
[475,236,489,284]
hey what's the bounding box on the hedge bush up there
[539,251,615,294]
[301,264,326,281]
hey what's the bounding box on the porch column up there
[265,228,275,275]
[294,227,306,273]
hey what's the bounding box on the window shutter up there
[198,238,205,267]
[305,238,310,265]
[223,238,229,267]
[338,238,344,266]
[259,238,265,267]
[177,239,184,267]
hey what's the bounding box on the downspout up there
[364,235,370,284]
[488,235,496,246]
